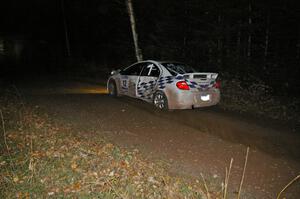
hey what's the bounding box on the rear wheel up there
[153,91,168,110]
[108,80,118,97]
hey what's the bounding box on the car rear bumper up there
[166,89,220,109]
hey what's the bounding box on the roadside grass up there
[0,91,210,198]
[2,88,298,198]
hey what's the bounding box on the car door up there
[119,63,144,97]
[136,63,161,100]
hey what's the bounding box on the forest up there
[1,0,300,96]
[1,1,300,198]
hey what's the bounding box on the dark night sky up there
[1,0,63,41]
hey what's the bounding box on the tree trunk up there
[225,23,231,58]
[182,0,189,59]
[264,15,270,64]
[217,14,223,65]
[247,0,252,59]
[61,0,71,57]
[126,0,143,62]
[297,28,300,61]
[236,21,241,61]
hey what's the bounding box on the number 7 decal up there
[147,64,154,76]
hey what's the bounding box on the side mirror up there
[111,70,119,75]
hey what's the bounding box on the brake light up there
[213,80,221,89]
[176,81,190,90]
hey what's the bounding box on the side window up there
[141,63,160,77]
[150,66,160,77]
[121,63,144,76]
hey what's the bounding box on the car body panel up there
[107,60,220,109]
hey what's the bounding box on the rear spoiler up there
[182,73,218,80]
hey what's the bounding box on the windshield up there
[161,63,196,75]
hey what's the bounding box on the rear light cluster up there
[213,80,221,89]
[176,81,190,90]
[176,80,220,90]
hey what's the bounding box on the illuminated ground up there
[18,79,300,198]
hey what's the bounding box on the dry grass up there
[276,175,300,199]
[223,158,233,199]
[2,89,298,198]
[0,91,209,198]
[237,147,249,199]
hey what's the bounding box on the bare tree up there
[61,0,71,57]
[236,21,241,61]
[247,0,252,59]
[264,15,270,64]
[297,27,300,61]
[126,0,143,61]
[217,14,223,65]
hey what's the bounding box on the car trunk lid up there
[181,73,218,90]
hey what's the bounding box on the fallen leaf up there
[71,162,78,170]
[13,176,19,183]
[48,192,54,196]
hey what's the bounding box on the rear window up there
[161,63,195,75]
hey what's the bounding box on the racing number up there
[147,64,154,76]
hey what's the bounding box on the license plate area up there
[200,94,210,101]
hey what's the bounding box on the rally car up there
[107,60,220,109]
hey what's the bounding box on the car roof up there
[140,60,184,65]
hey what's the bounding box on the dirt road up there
[18,79,300,198]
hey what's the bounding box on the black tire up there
[153,91,169,110]
[108,80,118,97]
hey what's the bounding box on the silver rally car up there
[107,60,220,109]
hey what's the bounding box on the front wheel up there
[153,91,169,110]
[108,81,118,97]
